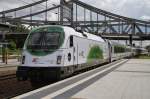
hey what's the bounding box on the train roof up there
[109,40,125,46]
[63,26,105,42]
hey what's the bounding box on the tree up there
[9,40,16,50]
[145,45,150,56]
[145,45,150,52]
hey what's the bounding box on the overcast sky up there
[83,0,150,20]
[0,0,150,21]
[0,0,150,46]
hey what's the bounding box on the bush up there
[9,40,16,50]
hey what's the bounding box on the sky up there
[0,0,150,46]
[82,0,150,20]
[0,0,150,21]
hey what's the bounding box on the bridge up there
[0,0,150,44]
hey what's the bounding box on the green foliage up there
[0,48,21,55]
[135,54,150,59]
[88,46,103,59]
[145,45,150,52]
[9,40,16,50]
[0,48,2,55]
[0,40,22,55]
[9,48,21,55]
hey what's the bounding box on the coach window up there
[70,35,73,47]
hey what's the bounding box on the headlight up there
[22,56,25,64]
[57,56,62,64]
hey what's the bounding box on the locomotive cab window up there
[27,32,60,50]
[70,35,73,47]
[25,26,65,56]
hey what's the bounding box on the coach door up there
[108,41,112,62]
[70,36,78,70]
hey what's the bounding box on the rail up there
[0,74,16,81]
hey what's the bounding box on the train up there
[16,25,137,86]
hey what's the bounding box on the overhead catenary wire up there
[17,0,45,9]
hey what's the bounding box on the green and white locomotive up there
[16,25,133,85]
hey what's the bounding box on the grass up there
[134,54,150,59]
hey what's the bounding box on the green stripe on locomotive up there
[87,45,104,60]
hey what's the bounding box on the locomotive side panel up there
[73,35,109,71]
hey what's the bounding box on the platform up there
[71,59,150,99]
[13,59,150,99]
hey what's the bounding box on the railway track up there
[0,65,17,81]
[0,65,17,77]
[0,75,33,99]
[0,73,16,81]
[0,66,32,99]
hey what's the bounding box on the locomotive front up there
[16,26,65,84]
